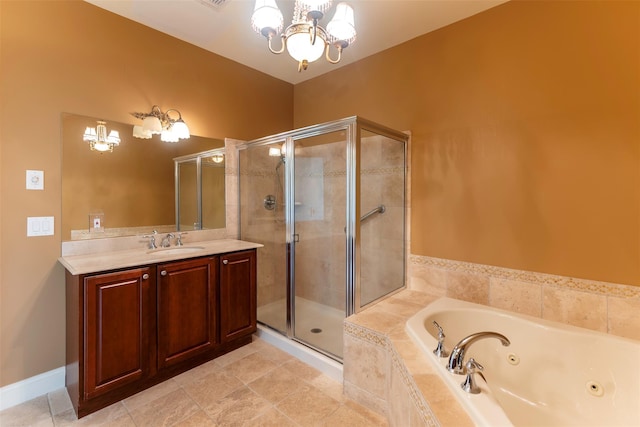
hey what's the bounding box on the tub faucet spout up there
[447,331,510,374]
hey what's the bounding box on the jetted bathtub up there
[406,297,640,427]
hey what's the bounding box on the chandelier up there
[130,105,190,143]
[251,0,356,72]
[83,121,121,153]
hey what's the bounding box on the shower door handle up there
[293,234,299,243]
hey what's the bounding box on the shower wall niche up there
[238,117,408,360]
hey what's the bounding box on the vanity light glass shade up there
[133,125,152,139]
[327,3,356,43]
[251,0,283,34]
[171,119,191,140]
[142,115,163,134]
[161,128,179,143]
[212,154,224,163]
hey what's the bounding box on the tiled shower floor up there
[258,297,345,358]
[0,336,386,427]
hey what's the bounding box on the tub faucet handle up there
[461,358,484,394]
[432,321,449,358]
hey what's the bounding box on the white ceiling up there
[85,0,508,84]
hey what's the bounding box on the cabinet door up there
[84,268,152,400]
[220,250,257,343]
[157,257,217,369]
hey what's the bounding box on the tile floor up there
[1,336,388,427]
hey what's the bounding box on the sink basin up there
[147,246,205,255]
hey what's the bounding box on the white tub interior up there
[406,297,640,427]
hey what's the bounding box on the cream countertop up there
[59,239,263,276]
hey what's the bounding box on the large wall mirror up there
[62,113,225,241]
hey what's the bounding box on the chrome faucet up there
[160,233,175,248]
[142,230,158,250]
[447,331,510,374]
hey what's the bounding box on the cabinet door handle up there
[222,259,228,265]
[142,273,149,280]
[160,270,167,276]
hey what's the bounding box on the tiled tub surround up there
[343,255,640,426]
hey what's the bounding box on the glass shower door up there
[291,130,347,359]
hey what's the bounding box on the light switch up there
[27,216,54,236]
[26,170,44,190]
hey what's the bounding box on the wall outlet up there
[27,216,54,236]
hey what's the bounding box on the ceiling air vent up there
[197,0,229,10]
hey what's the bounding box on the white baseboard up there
[0,367,65,411]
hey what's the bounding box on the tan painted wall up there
[294,0,640,287]
[0,0,292,386]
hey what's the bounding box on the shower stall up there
[238,117,408,361]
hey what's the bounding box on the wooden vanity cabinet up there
[157,256,218,370]
[220,250,257,343]
[65,249,257,418]
[65,266,156,417]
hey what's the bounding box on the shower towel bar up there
[361,204,386,223]
[344,205,386,232]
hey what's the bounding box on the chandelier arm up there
[310,19,318,45]
[267,33,286,55]
[325,43,343,64]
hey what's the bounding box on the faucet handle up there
[175,232,187,246]
[461,358,484,394]
[141,233,158,250]
[432,321,449,357]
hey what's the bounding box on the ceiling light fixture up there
[251,0,356,72]
[130,105,190,143]
[83,121,121,153]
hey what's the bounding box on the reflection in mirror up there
[174,148,226,232]
[62,113,225,240]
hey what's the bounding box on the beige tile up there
[0,395,53,427]
[343,400,389,426]
[343,380,388,416]
[391,289,440,308]
[347,306,405,334]
[543,286,607,332]
[318,404,373,427]
[171,359,221,386]
[47,388,73,416]
[387,362,413,427]
[374,296,425,319]
[248,366,305,404]
[608,296,640,340]
[490,278,542,317]
[128,388,199,427]
[392,340,434,376]
[224,352,278,384]
[172,410,216,427]
[122,378,180,411]
[428,398,474,427]
[281,358,323,382]
[214,342,259,367]
[54,402,130,427]
[252,342,294,365]
[243,407,298,427]
[343,335,388,399]
[204,386,271,426]
[183,370,243,409]
[308,374,346,403]
[408,264,447,296]
[446,271,490,304]
[277,385,341,426]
